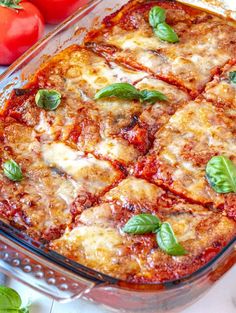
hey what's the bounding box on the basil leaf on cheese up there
[139,89,168,104]
[3,160,23,182]
[94,83,141,101]
[206,156,236,193]
[35,89,61,111]
[155,22,179,43]
[123,215,187,256]
[94,83,167,104]
[149,6,166,28]
[157,222,187,256]
[123,213,161,234]
[229,71,236,84]
[149,6,179,43]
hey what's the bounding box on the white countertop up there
[0,25,236,313]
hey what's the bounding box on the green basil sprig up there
[154,22,179,43]
[0,285,30,313]
[206,156,236,193]
[157,222,187,256]
[123,214,161,234]
[149,6,166,28]
[229,71,236,84]
[94,83,167,104]
[149,6,179,43]
[95,83,141,101]
[3,159,23,182]
[122,213,186,256]
[139,89,167,104]
[35,89,61,111]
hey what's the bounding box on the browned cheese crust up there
[0,0,235,283]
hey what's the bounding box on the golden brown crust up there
[204,60,236,109]
[0,0,235,283]
[2,46,189,165]
[85,0,236,96]
[133,99,236,220]
[51,177,236,282]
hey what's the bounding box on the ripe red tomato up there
[0,0,45,65]
[30,0,88,24]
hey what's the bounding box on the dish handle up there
[0,235,96,302]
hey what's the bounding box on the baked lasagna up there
[0,0,236,283]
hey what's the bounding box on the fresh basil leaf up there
[0,285,22,310]
[35,89,61,111]
[123,214,161,235]
[149,6,166,28]
[3,160,23,182]
[0,309,21,313]
[206,156,236,193]
[155,22,179,43]
[94,83,141,101]
[95,83,168,105]
[139,89,168,104]
[157,222,187,256]
[229,71,236,84]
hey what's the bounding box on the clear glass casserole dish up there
[0,1,235,312]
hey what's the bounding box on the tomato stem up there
[0,0,22,9]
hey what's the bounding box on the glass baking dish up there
[0,0,235,312]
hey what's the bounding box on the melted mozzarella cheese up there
[204,64,236,108]
[42,142,120,194]
[56,179,81,206]
[103,177,164,207]
[92,8,236,93]
[50,203,140,279]
[65,49,146,97]
[95,138,139,164]
[51,184,236,281]
[151,100,236,206]
[62,225,123,257]
[1,1,236,285]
